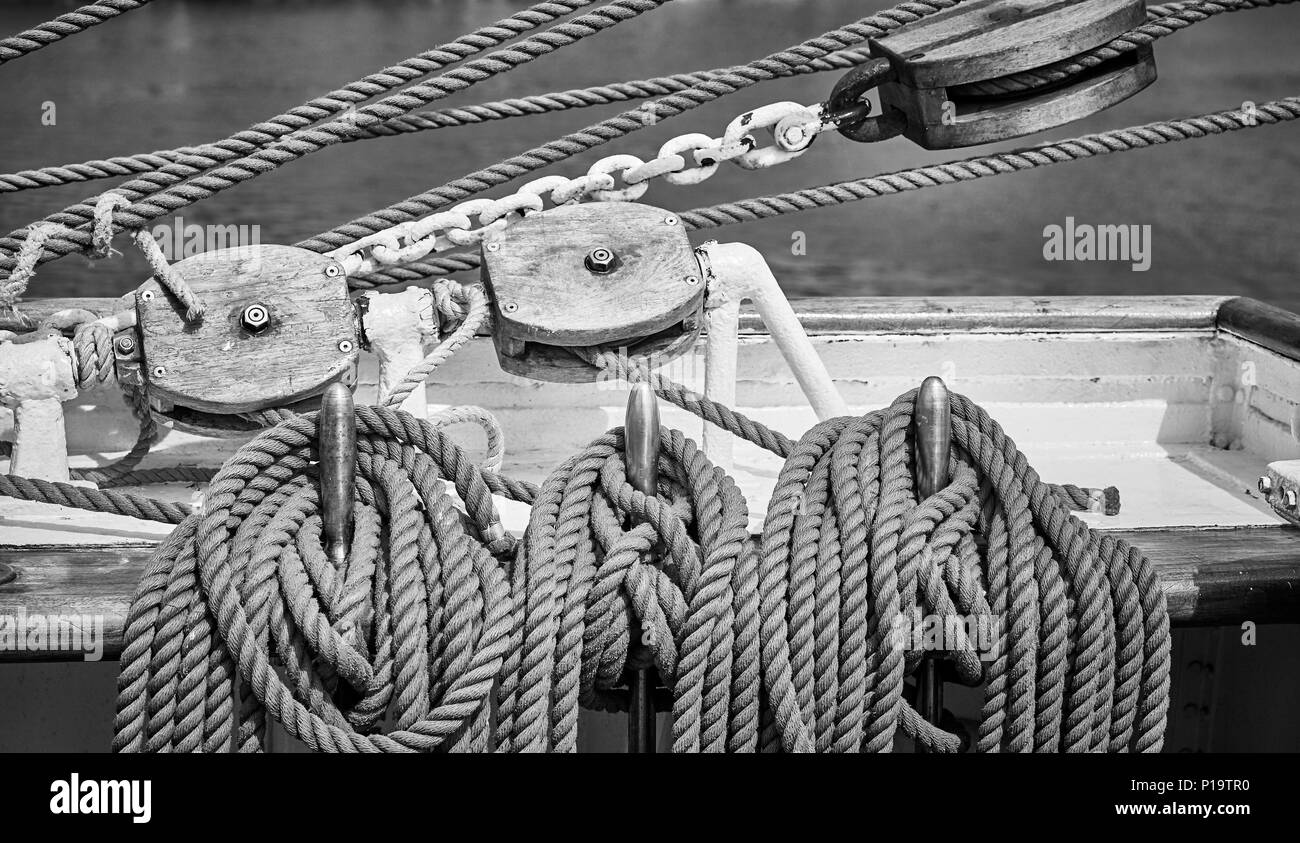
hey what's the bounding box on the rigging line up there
[294,0,969,257]
[341,94,1300,289]
[0,0,157,67]
[0,48,875,195]
[0,0,625,274]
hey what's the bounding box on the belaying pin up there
[913,376,951,750]
[319,382,356,573]
[624,381,660,754]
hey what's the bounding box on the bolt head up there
[240,303,271,333]
[325,264,342,278]
[487,242,501,252]
[584,247,617,274]
[664,215,679,226]
[502,301,519,314]
[139,289,155,302]
[685,275,700,286]
[114,335,136,355]
[338,340,355,354]
[151,365,166,378]
[1259,475,1273,494]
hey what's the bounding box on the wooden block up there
[889,47,1156,149]
[136,245,358,413]
[867,0,1155,149]
[872,0,1147,87]
[481,203,705,383]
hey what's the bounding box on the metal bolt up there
[1286,489,1298,510]
[1259,475,1273,494]
[685,275,700,286]
[584,247,617,274]
[338,340,355,354]
[502,301,519,314]
[139,289,155,302]
[114,335,136,355]
[778,124,808,150]
[664,215,679,226]
[486,242,501,252]
[240,303,271,333]
[325,264,342,278]
[151,365,166,378]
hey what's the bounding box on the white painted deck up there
[4,312,1297,545]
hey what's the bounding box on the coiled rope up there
[63,375,1164,752]
[756,391,1168,754]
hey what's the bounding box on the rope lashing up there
[111,406,536,752]
[757,390,1169,753]
[0,0,155,66]
[497,426,761,752]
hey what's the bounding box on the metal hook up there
[913,375,950,749]
[319,382,356,572]
[624,381,660,753]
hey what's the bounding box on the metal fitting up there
[584,247,618,274]
[114,334,136,356]
[240,303,271,333]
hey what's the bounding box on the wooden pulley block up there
[134,245,359,413]
[868,0,1156,149]
[480,202,705,383]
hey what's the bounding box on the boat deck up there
[3,295,1300,655]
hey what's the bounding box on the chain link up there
[327,99,835,276]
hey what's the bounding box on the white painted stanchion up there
[698,241,848,471]
[361,287,438,419]
[0,335,78,482]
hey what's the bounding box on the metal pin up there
[319,382,355,572]
[624,381,660,754]
[913,376,950,750]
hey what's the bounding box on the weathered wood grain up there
[1,526,1295,661]
[482,203,701,345]
[136,245,359,413]
[872,0,1147,86]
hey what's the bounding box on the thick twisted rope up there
[110,406,535,752]
[296,1,964,264]
[0,49,875,195]
[0,0,666,278]
[0,0,155,66]
[677,97,1300,231]
[756,390,1169,753]
[1,375,1168,752]
[498,426,760,752]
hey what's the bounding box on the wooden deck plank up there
[2,526,1296,662]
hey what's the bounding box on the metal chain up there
[328,99,843,276]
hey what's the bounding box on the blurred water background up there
[1,0,1297,309]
